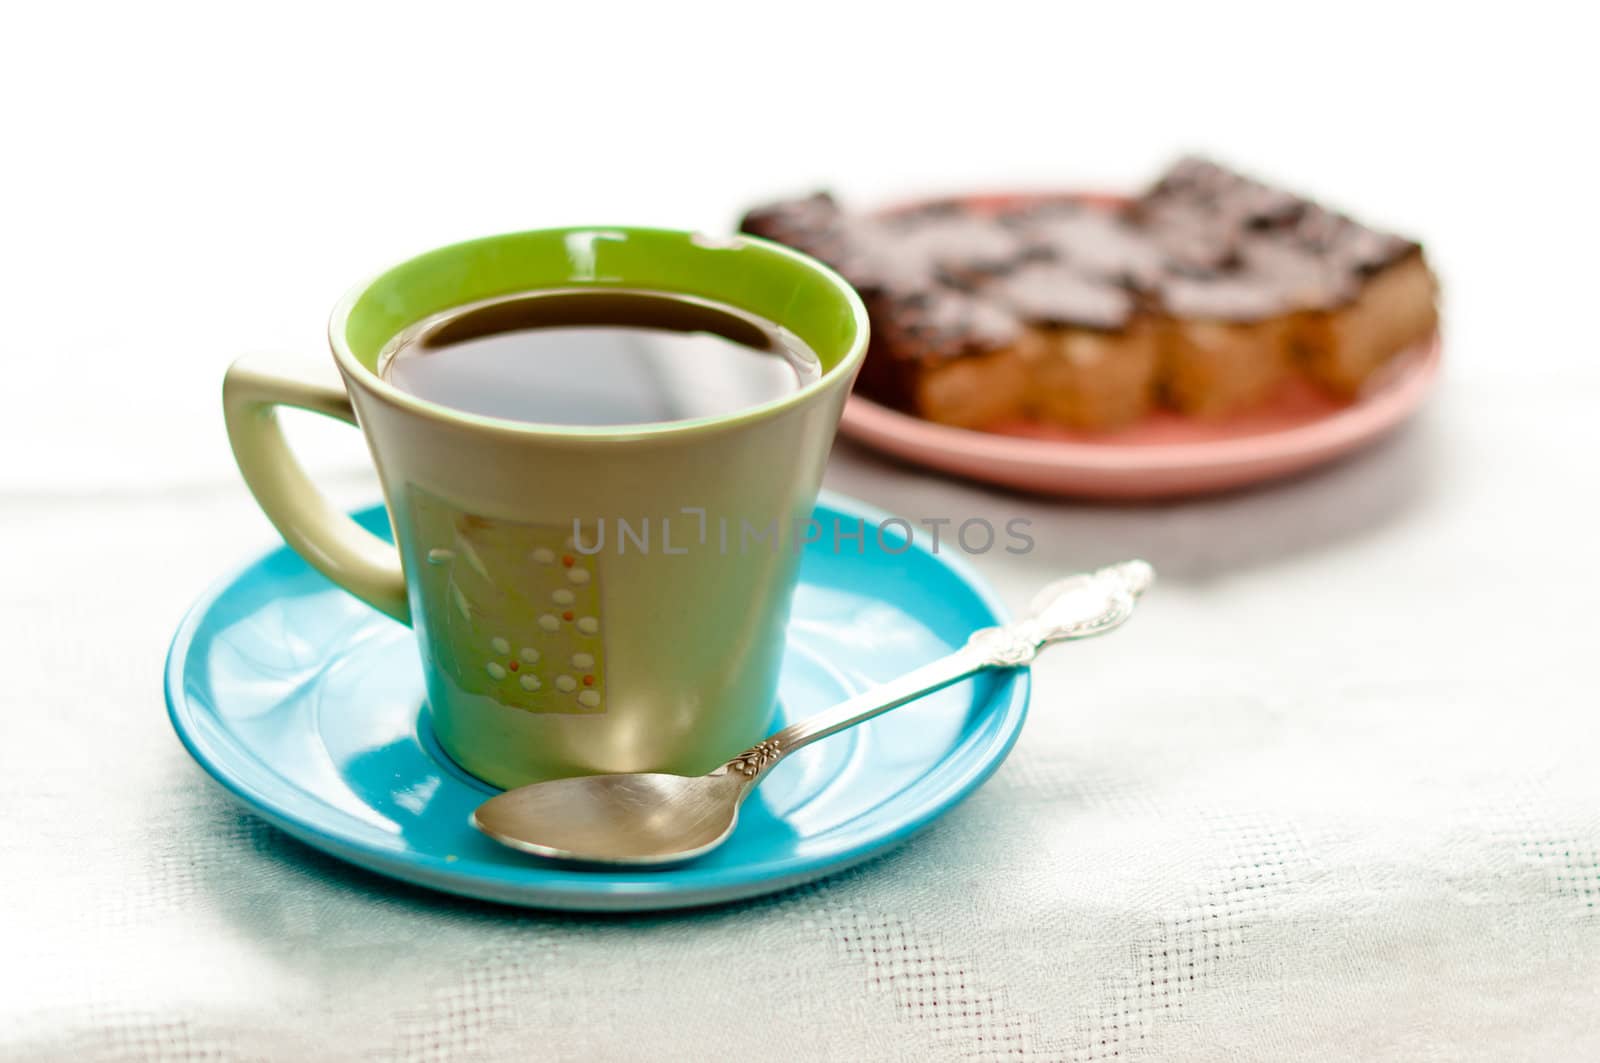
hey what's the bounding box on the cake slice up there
[1141,158,1439,400]
[1156,275,1297,417]
[1280,207,1440,396]
[857,289,1038,429]
[985,264,1159,431]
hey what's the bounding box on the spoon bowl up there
[473,769,751,865]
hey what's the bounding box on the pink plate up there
[838,335,1440,500]
[837,189,1441,500]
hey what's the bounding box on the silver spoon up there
[472,559,1154,866]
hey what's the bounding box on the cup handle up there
[223,356,411,625]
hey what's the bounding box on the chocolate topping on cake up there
[1237,237,1360,311]
[1288,206,1418,275]
[1145,156,1305,229]
[988,264,1135,331]
[737,191,859,267]
[876,289,1023,362]
[887,200,969,224]
[1018,205,1165,291]
[1147,159,1420,279]
[1157,275,1295,323]
[739,191,842,243]
[886,212,1030,286]
[1136,201,1242,274]
[824,219,942,299]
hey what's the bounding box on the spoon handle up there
[723,560,1154,779]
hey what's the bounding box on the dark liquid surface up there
[379,289,821,426]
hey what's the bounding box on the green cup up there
[223,228,869,789]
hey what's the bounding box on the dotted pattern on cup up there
[411,488,606,715]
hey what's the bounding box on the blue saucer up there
[166,492,1028,911]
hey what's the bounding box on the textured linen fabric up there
[3,367,1599,1061]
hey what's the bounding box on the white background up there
[2,1,1595,493]
[4,4,1600,1060]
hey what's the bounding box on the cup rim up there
[325,226,871,442]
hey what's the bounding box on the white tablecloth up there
[6,370,1600,1060]
[4,3,1599,1058]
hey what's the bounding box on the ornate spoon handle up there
[723,560,1154,779]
